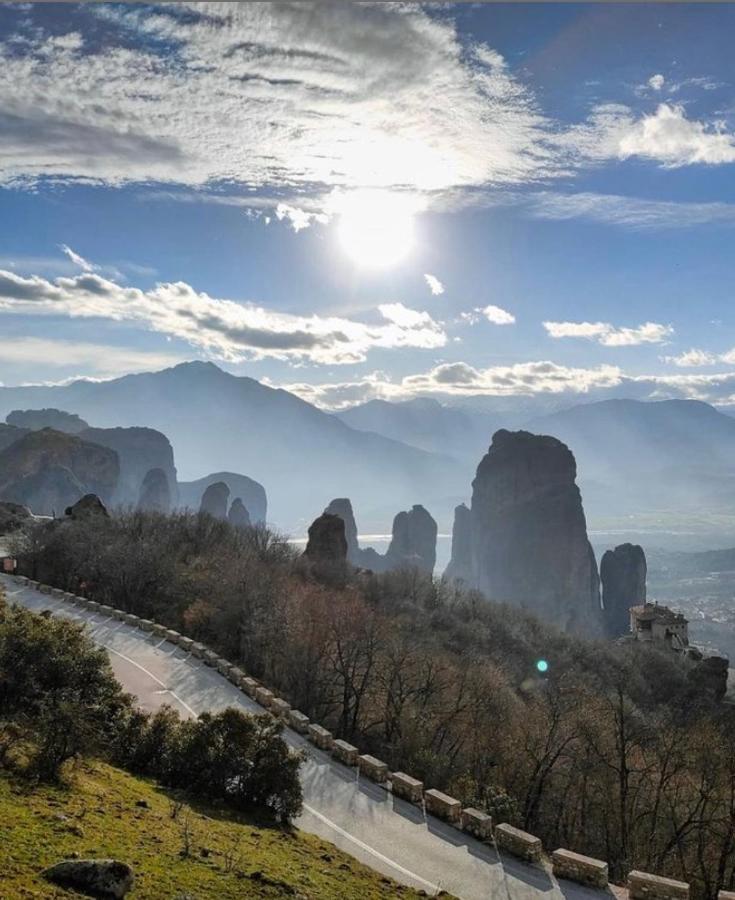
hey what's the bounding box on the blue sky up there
[1,2,735,408]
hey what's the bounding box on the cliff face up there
[0,428,119,516]
[228,497,251,528]
[178,472,266,525]
[385,504,437,575]
[454,429,602,637]
[200,481,230,520]
[81,426,177,508]
[324,498,361,564]
[444,503,472,582]
[137,467,172,515]
[601,543,647,638]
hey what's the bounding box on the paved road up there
[2,575,604,900]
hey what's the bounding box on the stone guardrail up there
[10,575,701,896]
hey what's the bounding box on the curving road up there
[2,575,605,900]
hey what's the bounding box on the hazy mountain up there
[336,397,492,462]
[0,362,464,532]
[527,398,735,523]
[178,471,267,524]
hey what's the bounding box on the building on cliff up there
[630,602,689,650]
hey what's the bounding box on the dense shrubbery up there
[0,591,303,822]
[15,512,735,896]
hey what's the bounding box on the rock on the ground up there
[199,481,230,520]
[385,504,437,575]
[601,543,647,638]
[43,858,134,898]
[65,493,109,520]
[228,497,251,528]
[137,467,171,514]
[456,429,603,637]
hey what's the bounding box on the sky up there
[1,2,735,410]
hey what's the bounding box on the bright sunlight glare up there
[335,190,416,268]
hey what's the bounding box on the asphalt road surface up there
[2,575,608,900]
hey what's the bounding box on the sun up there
[335,190,415,268]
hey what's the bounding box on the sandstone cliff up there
[178,471,266,524]
[385,504,437,575]
[304,512,348,565]
[451,429,603,637]
[444,503,472,583]
[601,543,647,638]
[137,467,172,514]
[0,429,119,516]
[228,497,251,528]
[200,481,230,519]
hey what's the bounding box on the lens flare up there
[536,659,549,674]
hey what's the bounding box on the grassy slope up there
[0,761,425,899]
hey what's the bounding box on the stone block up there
[178,636,194,652]
[217,659,234,676]
[271,698,291,718]
[552,848,608,889]
[307,723,334,751]
[255,686,275,709]
[718,892,735,900]
[332,739,358,766]
[288,710,310,733]
[138,619,155,632]
[241,676,259,697]
[358,754,388,784]
[424,789,461,823]
[390,772,424,804]
[229,667,245,685]
[629,871,689,900]
[164,629,180,644]
[111,608,126,621]
[151,622,167,637]
[123,613,139,625]
[39,584,52,594]
[50,587,65,597]
[98,605,114,617]
[494,823,542,863]
[202,649,219,666]
[86,601,101,612]
[190,642,207,658]
[461,808,493,840]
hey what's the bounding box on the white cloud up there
[424,273,445,296]
[0,4,557,203]
[648,74,665,92]
[0,337,183,374]
[566,102,735,167]
[60,244,95,272]
[479,304,515,325]
[0,268,446,365]
[662,348,718,367]
[544,320,673,346]
[275,203,328,232]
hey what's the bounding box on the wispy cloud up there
[663,347,735,367]
[424,273,444,296]
[0,268,446,365]
[459,304,516,326]
[0,337,183,375]
[544,320,673,346]
[60,244,95,272]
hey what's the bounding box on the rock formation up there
[7,408,89,433]
[304,512,348,564]
[0,500,33,533]
[444,503,472,582]
[601,543,647,638]
[43,859,134,898]
[324,498,361,562]
[450,429,603,637]
[81,426,177,508]
[200,481,230,519]
[0,429,119,516]
[228,497,251,528]
[178,471,267,524]
[385,504,437,574]
[137,467,171,514]
[65,493,110,520]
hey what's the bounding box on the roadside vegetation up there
[14,511,735,898]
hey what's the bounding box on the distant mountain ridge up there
[0,362,464,531]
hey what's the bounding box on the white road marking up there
[302,803,441,894]
[103,645,198,718]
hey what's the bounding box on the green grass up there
[0,761,428,899]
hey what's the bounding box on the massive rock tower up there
[444,503,472,583]
[600,543,647,638]
[385,504,437,575]
[449,429,603,636]
[199,481,230,520]
[137,467,171,514]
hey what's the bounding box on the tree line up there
[14,510,735,896]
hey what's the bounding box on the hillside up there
[0,761,420,899]
[336,397,492,462]
[0,363,464,531]
[526,398,735,523]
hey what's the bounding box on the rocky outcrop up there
[178,471,266,524]
[450,430,602,637]
[0,500,33,532]
[0,429,119,516]
[65,493,109,520]
[43,859,134,898]
[385,504,437,574]
[200,481,229,519]
[7,408,89,433]
[137,467,171,514]
[444,503,472,582]
[304,513,348,564]
[324,498,361,563]
[228,497,251,528]
[688,654,729,701]
[81,426,177,508]
[601,543,647,638]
